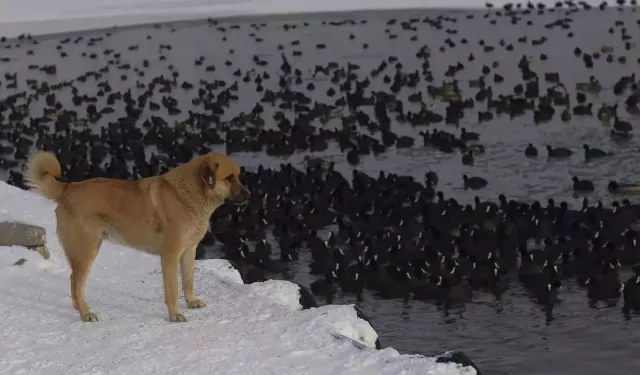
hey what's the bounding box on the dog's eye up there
[225,175,234,182]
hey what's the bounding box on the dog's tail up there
[25,151,67,201]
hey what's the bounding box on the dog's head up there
[199,152,250,205]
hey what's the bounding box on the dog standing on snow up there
[25,151,250,323]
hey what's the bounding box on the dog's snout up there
[232,186,250,204]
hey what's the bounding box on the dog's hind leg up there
[180,245,206,309]
[69,236,102,322]
[58,212,102,322]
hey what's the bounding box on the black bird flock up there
[4,1,640,370]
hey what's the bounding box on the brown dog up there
[25,151,250,323]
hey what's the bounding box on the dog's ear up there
[199,161,219,189]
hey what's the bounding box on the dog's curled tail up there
[25,152,66,201]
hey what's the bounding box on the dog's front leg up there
[161,248,186,322]
[181,245,206,309]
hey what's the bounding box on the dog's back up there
[26,152,178,254]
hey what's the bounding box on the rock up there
[14,258,26,266]
[28,245,50,260]
[0,221,46,247]
[436,350,484,375]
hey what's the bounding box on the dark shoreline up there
[3,7,473,40]
[2,2,625,40]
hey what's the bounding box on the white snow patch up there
[0,181,475,375]
[196,258,246,285]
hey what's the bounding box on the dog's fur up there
[25,151,250,323]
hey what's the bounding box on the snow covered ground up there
[0,181,475,375]
[0,0,613,37]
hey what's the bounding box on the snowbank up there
[0,181,474,375]
[0,0,611,37]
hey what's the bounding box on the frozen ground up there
[0,181,474,375]
[0,0,612,37]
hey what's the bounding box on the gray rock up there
[28,245,50,260]
[0,221,47,247]
[14,258,26,266]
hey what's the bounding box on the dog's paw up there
[169,312,187,322]
[81,313,99,322]
[186,299,207,309]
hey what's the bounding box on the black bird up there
[583,144,608,160]
[462,151,474,166]
[460,128,480,142]
[524,143,538,157]
[608,180,640,193]
[547,145,573,158]
[572,176,594,192]
[463,174,488,190]
[614,117,632,132]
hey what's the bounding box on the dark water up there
[3,5,640,375]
